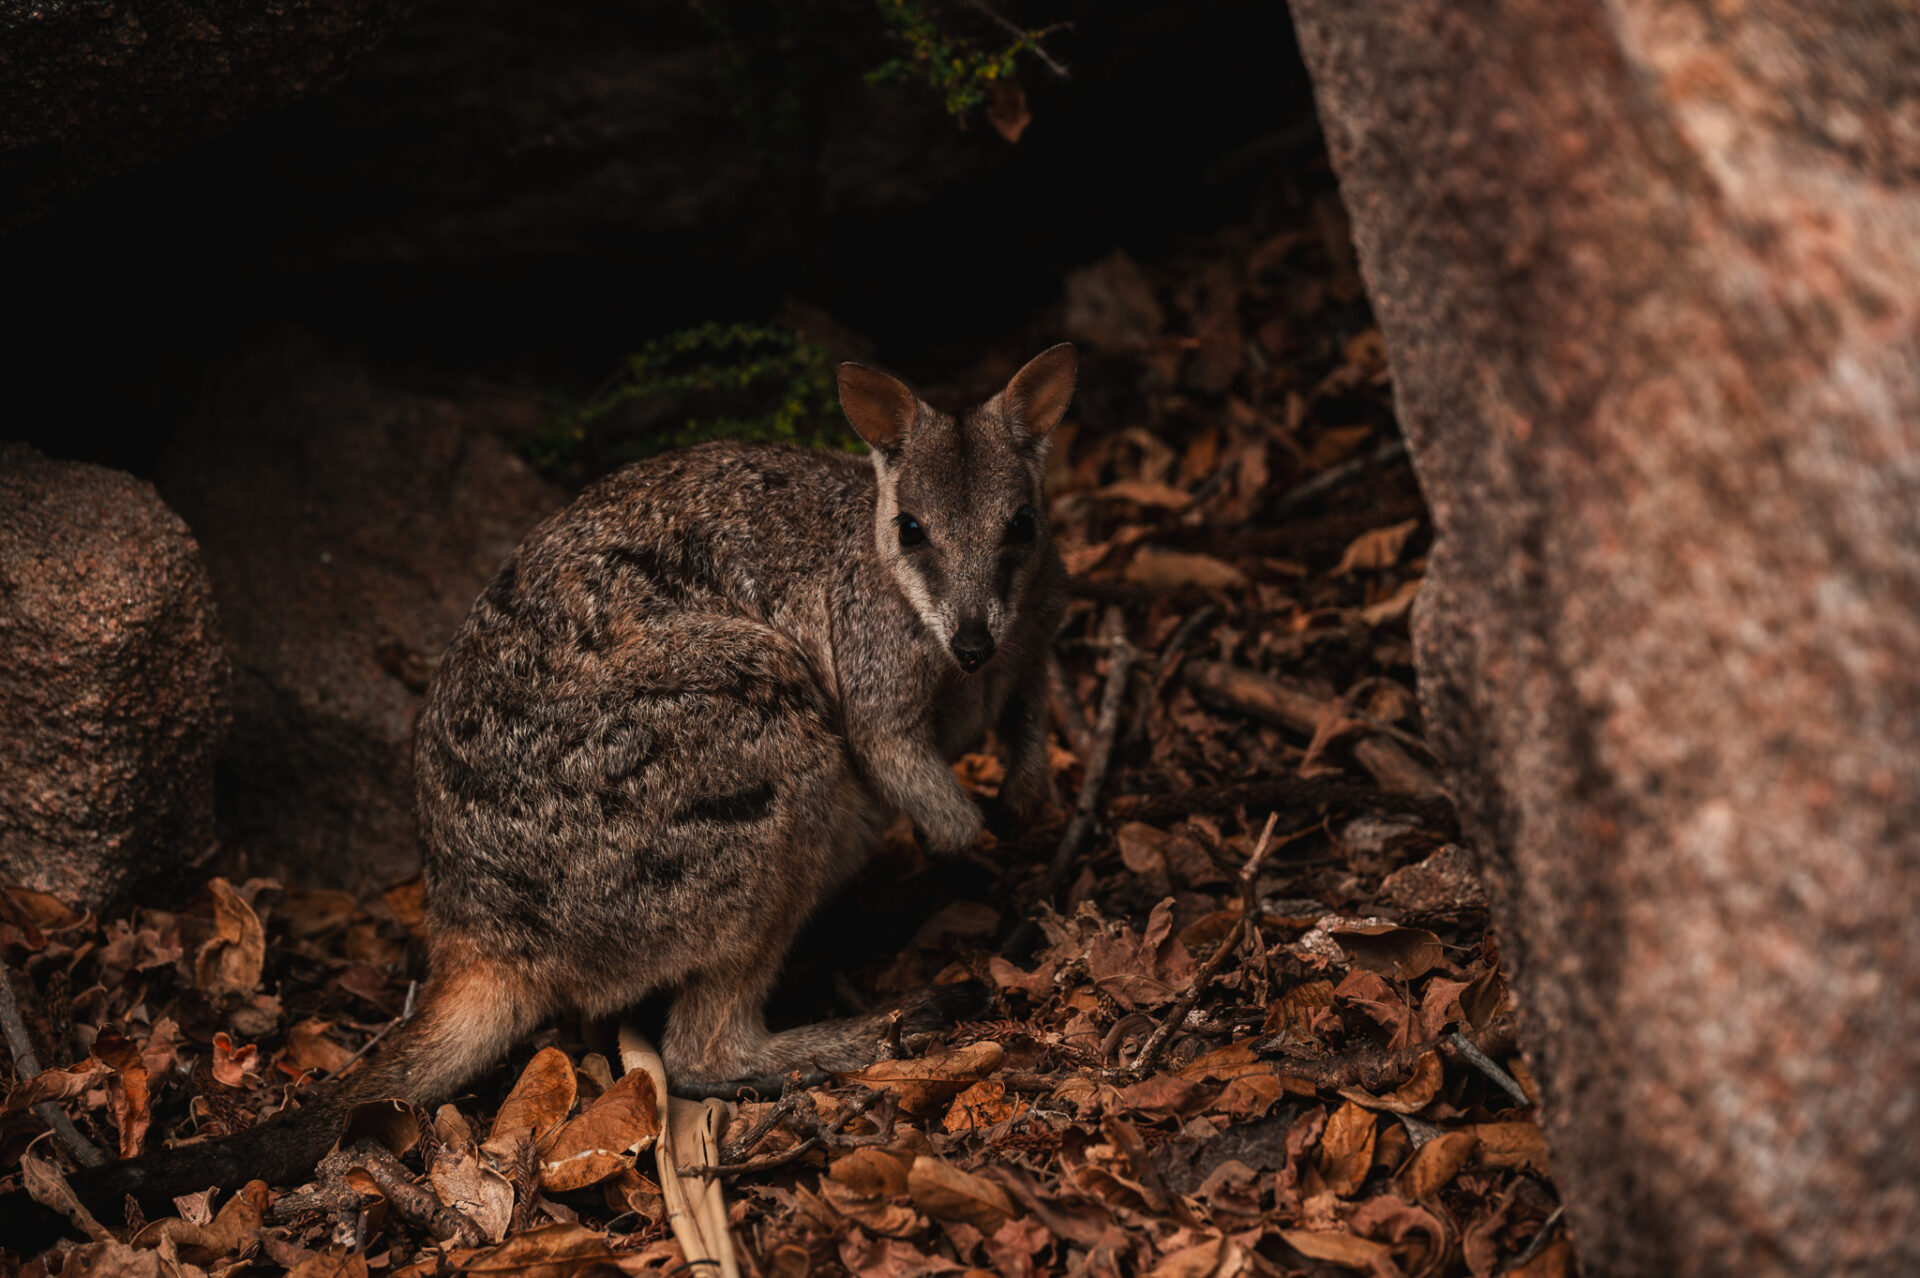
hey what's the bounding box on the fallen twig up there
[1449,1030,1531,1107]
[1006,606,1135,956]
[1131,812,1281,1079]
[1500,1205,1566,1274]
[1124,603,1218,755]
[1263,437,1409,521]
[328,979,418,1081]
[0,957,106,1168]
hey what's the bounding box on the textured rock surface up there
[1290,1,1920,1273]
[157,337,562,893]
[0,0,399,228]
[0,445,229,908]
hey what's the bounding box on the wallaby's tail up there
[1,946,538,1255]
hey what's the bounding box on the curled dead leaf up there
[908,1155,1017,1233]
[3,1058,112,1114]
[846,1041,1005,1116]
[1316,1100,1378,1198]
[91,1024,152,1158]
[539,1068,660,1192]
[338,1098,423,1156]
[1469,1121,1552,1174]
[1124,550,1247,591]
[942,1078,1026,1134]
[193,878,265,999]
[210,1032,260,1088]
[1398,1129,1478,1200]
[1279,1228,1396,1270]
[22,1143,110,1240]
[486,1046,577,1149]
[1328,922,1445,981]
[1333,518,1420,576]
[1339,1051,1444,1115]
[132,1181,269,1264]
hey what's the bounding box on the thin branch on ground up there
[0,957,107,1168]
[1005,606,1135,956]
[1124,602,1217,755]
[328,979,418,1081]
[1450,1029,1531,1107]
[1131,812,1281,1079]
[1264,437,1409,521]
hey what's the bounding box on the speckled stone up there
[1292,1,1920,1272]
[0,443,229,908]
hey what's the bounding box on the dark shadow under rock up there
[157,336,562,892]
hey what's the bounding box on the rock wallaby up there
[2,343,1077,1244]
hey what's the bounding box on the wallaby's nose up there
[951,625,995,673]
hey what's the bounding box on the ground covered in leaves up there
[1,176,1573,1278]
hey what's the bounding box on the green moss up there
[525,322,856,476]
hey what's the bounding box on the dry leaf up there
[823,1148,920,1237]
[908,1156,1017,1233]
[1340,1051,1444,1114]
[451,1221,618,1278]
[339,1098,423,1156]
[3,1058,112,1114]
[1334,518,1420,575]
[22,1143,111,1240]
[1095,480,1193,510]
[540,1068,660,1192]
[1263,979,1336,1041]
[287,1255,372,1278]
[1316,1100,1378,1197]
[283,1018,358,1076]
[846,1041,1004,1116]
[1328,923,1445,981]
[430,1133,515,1243]
[1398,1129,1478,1200]
[210,1032,260,1088]
[985,78,1031,145]
[91,1024,152,1158]
[1124,550,1247,590]
[942,1079,1026,1134]
[1279,1228,1396,1269]
[193,878,265,999]
[487,1046,577,1148]
[132,1181,269,1263]
[1360,577,1422,626]
[1469,1122,1552,1174]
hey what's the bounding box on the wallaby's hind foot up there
[667,979,993,1100]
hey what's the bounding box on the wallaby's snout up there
[950,620,995,673]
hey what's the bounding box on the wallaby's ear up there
[838,363,919,452]
[1003,343,1078,441]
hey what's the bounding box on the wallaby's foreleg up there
[850,723,983,858]
[990,658,1053,833]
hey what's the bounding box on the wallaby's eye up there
[1005,506,1038,546]
[896,514,928,549]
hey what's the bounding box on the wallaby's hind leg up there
[663,955,992,1093]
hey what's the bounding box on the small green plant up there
[865,0,1066,118]
[525,322,855,475]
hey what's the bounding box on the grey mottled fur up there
[409,345,1075,1088]
[0,350,1079,1243]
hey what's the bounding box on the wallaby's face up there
[839,345,1076,674]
